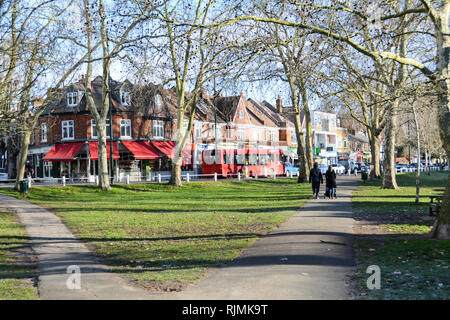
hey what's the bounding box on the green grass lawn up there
[0,212,38,300]
[352,171,447,216]
[352,171,450,299]
[1,179,309,290]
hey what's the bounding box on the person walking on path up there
[325,165,337,199]
[309,162,323,199]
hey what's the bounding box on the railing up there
[0,170,302,187]
[1,166,447,187]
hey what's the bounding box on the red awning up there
[89,141,119,160]
[151,141,193,165]
[151,141,176,159]
[43,142,84,162]
[121,141,160,159]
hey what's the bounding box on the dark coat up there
[325,169,336,188]
[309,168,323,185]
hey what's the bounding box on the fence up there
[1,166,447,188]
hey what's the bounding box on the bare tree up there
[82,0,155,190]
[151,0,255,186]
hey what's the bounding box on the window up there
[155,94,162,110]
[120,119,131,138]
[269,130,276,142]
[120,91,130,106]
[238,109,244,120]
[62,120,74,140]
[344,137,348,148]
[291,129,297,143]
[41,123,47,143]
[66,92,78,107]
[153,120,164,138]
[91,119,110,138]
[226,127,231,139]
[238,127,245,140]
[195,124,202,138]
[214,124,222,139]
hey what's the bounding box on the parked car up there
[396,163,409,173]
[318,163,328,174]
[338,160,350,173]
[331,163,345,175]
[0,168,8,181]
[284,162,299,176]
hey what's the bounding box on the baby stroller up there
[324,187,337,199]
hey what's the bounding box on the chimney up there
[276,95,282,113]
[200,86,207,99]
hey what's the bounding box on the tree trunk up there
[169,157,183,186]
[97,121,111,191]
[369,136,381,180]
[301,84,313,170]
[14,131,31,190]
[7,137,19,180]
[381,101,398,189]
[290,105,308,183]
[430,6,450,239]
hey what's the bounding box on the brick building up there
[28,77,299,181]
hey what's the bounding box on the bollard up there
[255,172,258,180]
[62,175,66,187]
[95,176,98,185]
[287,171,291,178]
[28,176,32,187]
[187,173,190,183]
[158,173,161,183]
[126,174,130,185]
[273,172,276,179]
[238,172,241,181]
[214,172,217,181]
[348,170,351,176]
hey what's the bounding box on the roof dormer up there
[66,87,79,107]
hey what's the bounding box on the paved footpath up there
[0,193,155,300]
[0,175,357,300]
[159,175,358,300]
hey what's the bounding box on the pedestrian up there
[325,165,337,199]
[309,162,323,199]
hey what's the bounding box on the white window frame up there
[41,123,47,143]
[155,94,162,110]
[120,91,130,106]
[269,129,276,142]
[216,125,222,139]
[153,120,164,139]
[66,92,78,107]
[226,127,231,139]
[91,119,110,138]
[344,137,348,148]
[195,123,202,138]
[238,109,244,120]
[120,119,132,138]
[238,127,245,140]
[291,129,297,143]
[62,120,74,140]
